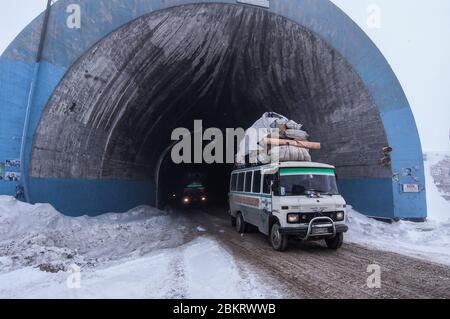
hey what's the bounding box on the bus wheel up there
[235,213,247,234]
[325,233,344,250]
[270,223,288,251]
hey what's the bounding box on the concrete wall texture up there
[0,0,427,219]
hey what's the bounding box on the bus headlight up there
[336,211,345,221]
[183,197,190,204]
[287,214,300,223]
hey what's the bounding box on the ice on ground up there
[0,196,279,299]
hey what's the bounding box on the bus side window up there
[245,171,253,193]
[230,173,237,191]
[252,170,262,193]
[237,172,245,192]
[263,174,274,194]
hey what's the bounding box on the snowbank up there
[345,152,450,266]
[0,196,279,299]
[346,207,450,266]
[0,195,188,273]
[0,237,276,299]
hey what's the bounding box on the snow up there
[196,226,207,232]
[0,196,278,299]
[346,152,450,266]
[0,237,274,299]
[424,152,450,222]
[346,207,450,266]
[0,151,449,297]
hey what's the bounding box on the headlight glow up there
[336,211,345,221]
[287,214,300,223]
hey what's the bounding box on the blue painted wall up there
[29,178,154,216]
[0,0,427,219]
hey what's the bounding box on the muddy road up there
[180,206,450,299]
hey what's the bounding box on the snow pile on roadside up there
[0,195,190,273]
[0,237,276,299]
[346,207,450,266]
[424,152,450,222]
[346,151,450,266]
[0,196,279,299]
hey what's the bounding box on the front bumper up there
[280,217,348,239]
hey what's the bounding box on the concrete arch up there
[0,0,426,219]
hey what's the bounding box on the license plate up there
[312,228,329,235]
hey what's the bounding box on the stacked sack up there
[235,113,321,167]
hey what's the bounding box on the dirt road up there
[183,206,450,299]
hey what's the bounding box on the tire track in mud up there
[184,207,450,299]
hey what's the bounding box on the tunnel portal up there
[0,0,427,219]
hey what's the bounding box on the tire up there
[235,213,247,234]
[270,222,288,251]
[231,215,236,227]
[325,232,344,250]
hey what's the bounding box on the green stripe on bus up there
[280,168,335,176]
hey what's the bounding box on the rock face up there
[30,3,389,183]
[431,155,450,201]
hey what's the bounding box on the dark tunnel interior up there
[30,3,392,210]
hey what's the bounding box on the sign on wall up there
[402,184,420,193]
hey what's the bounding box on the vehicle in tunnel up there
[229,162,348,251]
[180,181,208,207]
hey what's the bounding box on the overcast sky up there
[0,0,449,152]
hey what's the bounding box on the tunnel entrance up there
[29,3,391,215]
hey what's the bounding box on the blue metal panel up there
[338,178,394,219]
[381,108,427,219]
[0,0,427,218]
[29,178,155,216]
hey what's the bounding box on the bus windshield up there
[279,168,339,196]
